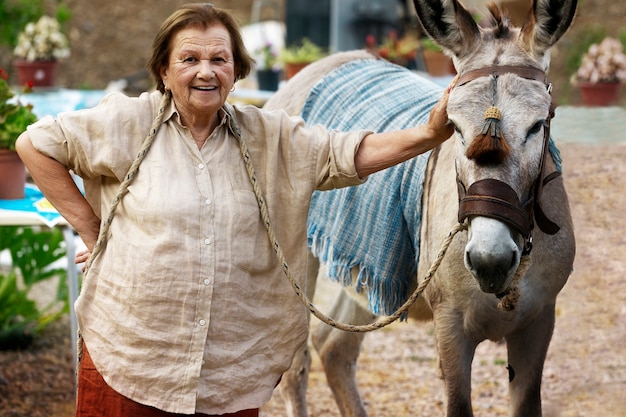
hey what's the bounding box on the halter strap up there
[456,65,548,87]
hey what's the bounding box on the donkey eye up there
[452,124,465,144]
[451,122,463,137]
[526,120,544,138]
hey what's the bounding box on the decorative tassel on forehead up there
[482,106,503,139]
[465,78,511,165]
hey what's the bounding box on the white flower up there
[13,16,70,62]
[574,37,626,84]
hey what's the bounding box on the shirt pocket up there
[231,190,277,274]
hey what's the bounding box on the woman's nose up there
[197,60,215,78]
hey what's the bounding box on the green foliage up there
[0,0,44,48]
[420,37,443,52]
[54,2,72,27]
[0,0,72,48]
[0,226,68,350]
[279,38,326,64]
[0,68,38,150]
[494,358,507,366]
[254,42,278,70]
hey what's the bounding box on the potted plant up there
[365,30,420,68]
[0,68,37,199]
[254,42,281,91]
[420,37,454,77]
[279,38,326,80]
[570,37,626,106]
[13,15,70,87]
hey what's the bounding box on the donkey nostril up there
[465,250,473,270]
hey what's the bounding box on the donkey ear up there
[519,0,578,55]
[412,0,480,56]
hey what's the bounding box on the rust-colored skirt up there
[76,344,259,417]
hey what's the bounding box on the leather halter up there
[456,65,548,87]
[454,65,561,254]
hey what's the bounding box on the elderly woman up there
[16,3,453,417]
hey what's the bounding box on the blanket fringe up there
[309,227,412,318]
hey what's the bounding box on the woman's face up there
[161,24,235,125]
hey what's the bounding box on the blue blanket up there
[303,59,443,315]
[303,59,563,316]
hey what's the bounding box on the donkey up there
[263,1,577,416]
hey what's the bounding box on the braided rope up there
[84,91,172,275]
[235,133,467,333]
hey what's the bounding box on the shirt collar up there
[221,102,242,139]
[162,94,240,139]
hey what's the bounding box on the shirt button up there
[204,238,212,245]
[205,198,212,205]
[198,319,206,326]
[197,163,205,169]
[203,278,210,286]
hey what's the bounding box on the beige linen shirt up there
[28,90,370,415]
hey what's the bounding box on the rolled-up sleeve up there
[233,105,372,194]
[27,115,73,168]
[318,126,372,190]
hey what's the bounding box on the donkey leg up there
[434,310,478,417]
[312,289,376,417]
[505,303,556,417]
[279,252,320,417]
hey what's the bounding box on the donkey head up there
[414,0,577,295]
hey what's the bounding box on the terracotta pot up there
[284,62,310,80]
[422,50,453,77]
[14,59,58,87]
[0,149,26,200]
[579,82,621,107]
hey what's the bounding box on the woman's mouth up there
[192,85,217,91]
